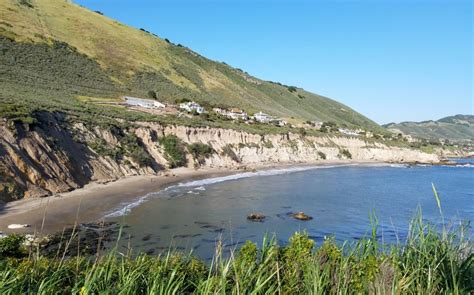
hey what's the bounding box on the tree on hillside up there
[147,90,157,99]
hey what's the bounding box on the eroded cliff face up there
[0,112,439,202]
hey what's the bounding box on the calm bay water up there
[107,161,473,259]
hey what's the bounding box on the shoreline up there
[0,160,438,235]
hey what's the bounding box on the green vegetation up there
[221,144,240,163]
[129,147,153,167]
[339,149,352,159]
[158,135,187,168]
[89,139,123,161]
[287,86,297,93]
[89,132,152,167]
[18,0,33,8]
[0,103,37,126]
[262,140,274,149]
[187,143,215,166]
[0,212,471,293]
[320,121,338,133]
[147,90,157,99]
[317,151,327,160]
[0,234,25,258]
[0,0,385,134]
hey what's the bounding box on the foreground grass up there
[0,212,472,294]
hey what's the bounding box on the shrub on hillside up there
[158,135,187,168]
[129,147,153,167]
[317,151,326,160]
[175,98,191,104]
[0,235,25,258]
[221,144,240,163]
[287,86,297,93]
[298,128,307,137]
[262,140,274,149]
[19,0,33,8]
[147,90,157,99]
[187,143,214,166]
[89,139,124,161]
[0,104,37,127]
[339,149,352,159]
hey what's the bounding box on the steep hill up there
[0,0,383,132]
[384,115,474,143]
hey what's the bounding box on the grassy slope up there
[384,115,474,142]
[0,0,384,132]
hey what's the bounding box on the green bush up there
[262,140,274,148]
[298,128,307,137]
[339,149,352,159]
[0,235,25,258]
[317,151,326,160]
[287,86,297,93]
[18,0,33,8]
[221,144,240,163]
[147,90,157,99]
[129,147,153,167]
[187,143,214,166]
[158,135,187,168]
[175,98,191,104]
[89,139,124,161]
[282,232,315,292]
[236,240,258,266]
[0,103,37,126]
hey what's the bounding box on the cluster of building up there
[213,107,248,121]
[213,108,287,126]
[252,112,287,126]
[123,96,288,127]
[179,101,205,114]
[123,96,205,114]
[337,128,360,136]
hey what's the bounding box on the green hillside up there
[0,0,383,132]
[384,115,474,143]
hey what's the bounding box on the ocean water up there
[106,161,473,259]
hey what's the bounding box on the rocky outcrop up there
[0,112,439,202]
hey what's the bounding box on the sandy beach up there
[0,167,242,235]
[0,160,380,235]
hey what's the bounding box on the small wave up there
[195,186,206,191]
[448,164,474,168]
[176,165,355,188]
[389,164,409,168]
[103,193,152,218]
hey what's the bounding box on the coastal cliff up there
[0,112,439,203]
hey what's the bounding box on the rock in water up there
[7,224,30,229]
[293,212,313,221]
[247,213,266,222]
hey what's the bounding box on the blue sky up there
[76,0,472,124]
